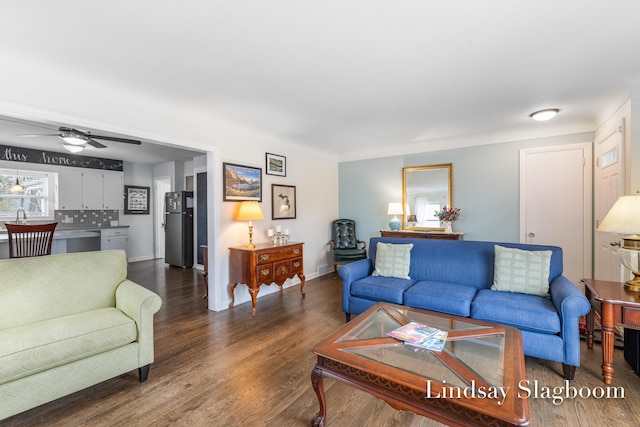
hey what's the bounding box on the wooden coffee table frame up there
[311,303,529,427]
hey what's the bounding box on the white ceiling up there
[0,116,204,164]
[1,1,639,162]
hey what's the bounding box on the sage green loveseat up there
[0,250,162,420]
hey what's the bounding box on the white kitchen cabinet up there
[58,169,124,211]
[103,172,124,210]
[58,169,83,210]
[101,228,128,259]
[81,171,104,210]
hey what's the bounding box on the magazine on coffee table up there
[387,321,448,351]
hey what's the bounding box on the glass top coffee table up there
[311,303,529,426]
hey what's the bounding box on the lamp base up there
[626,274,640,292]
[247,224,255,249]
[622,235,640,250]
[389,216,401,230]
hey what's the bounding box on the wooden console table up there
[228,242,305,316]
[380,229,464,240]
[583,278,640,384]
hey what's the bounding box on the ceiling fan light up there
[61,143,84,153]
[529,108,560,122]
[60,134,88,145]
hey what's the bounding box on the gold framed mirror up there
[402,163,453,230]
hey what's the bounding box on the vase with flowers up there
[434,206,461,233]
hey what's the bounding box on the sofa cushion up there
[491,245,552,296]
[351,276,416,304]
[404,281,478,317]
[471,289,561,334]
[372,242,413,279]
[0,307,136,385]
[0,251,128,330]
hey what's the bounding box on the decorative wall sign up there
[271,184,296,219]
[223,162,262,201]
[124,185,150,214]
[0,144,123,171]
[265,153,286,176]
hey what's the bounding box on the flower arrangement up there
[434,206,461,222]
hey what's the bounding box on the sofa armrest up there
[116,280,163,367]
[549,275,591,366]
[338,258,373,313]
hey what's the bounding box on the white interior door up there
[594,124,625,281]
[520,143,592,286]
[154,176,172,259]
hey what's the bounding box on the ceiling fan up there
[19,126,142,153]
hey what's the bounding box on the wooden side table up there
[228,242,305,316]
[582,278,640,384]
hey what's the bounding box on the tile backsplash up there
[54,210,120,228]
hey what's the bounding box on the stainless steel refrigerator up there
[164,191,193,268]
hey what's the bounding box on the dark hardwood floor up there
[4,259,640,426]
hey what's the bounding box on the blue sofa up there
[339,237,591,380]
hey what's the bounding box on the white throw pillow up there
[491,245,552,296]
[372,242,413,280]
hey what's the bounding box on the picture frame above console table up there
[380,229,464,240]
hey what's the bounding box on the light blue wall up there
[339,131,594,244]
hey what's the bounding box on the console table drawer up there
[257,246,302,263]
[623,307,640,326]
[256,264,274,283]
[291,256,303,274]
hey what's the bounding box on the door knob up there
[528,232,535,237]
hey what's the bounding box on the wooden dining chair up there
[5,222,58,258]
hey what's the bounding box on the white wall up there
[121,162,154,261]
[339,132,595,244]
[212,140,338,311]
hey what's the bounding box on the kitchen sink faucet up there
[16,207,27,224]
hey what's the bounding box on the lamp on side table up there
[597,192,640,292]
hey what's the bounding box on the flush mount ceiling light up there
[59,132,89,145]
[529,109,560,122]
[61,143,84,153]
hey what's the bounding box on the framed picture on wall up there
[124,185,150,214]
[271,184,296,219]
[265,153,286,176]
[223,162,262,201]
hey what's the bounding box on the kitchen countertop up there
[0,225,128,241]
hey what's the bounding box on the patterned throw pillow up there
[372,242,413,280]
[491,245,552,296]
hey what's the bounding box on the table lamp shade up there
[236,201,265,222]
[598,194,640,248]
[387,203,404,215]
[598,193,640,291]
[236,201,264,249]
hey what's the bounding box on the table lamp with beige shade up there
[597,192,640,291]
[236,201,264,249]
